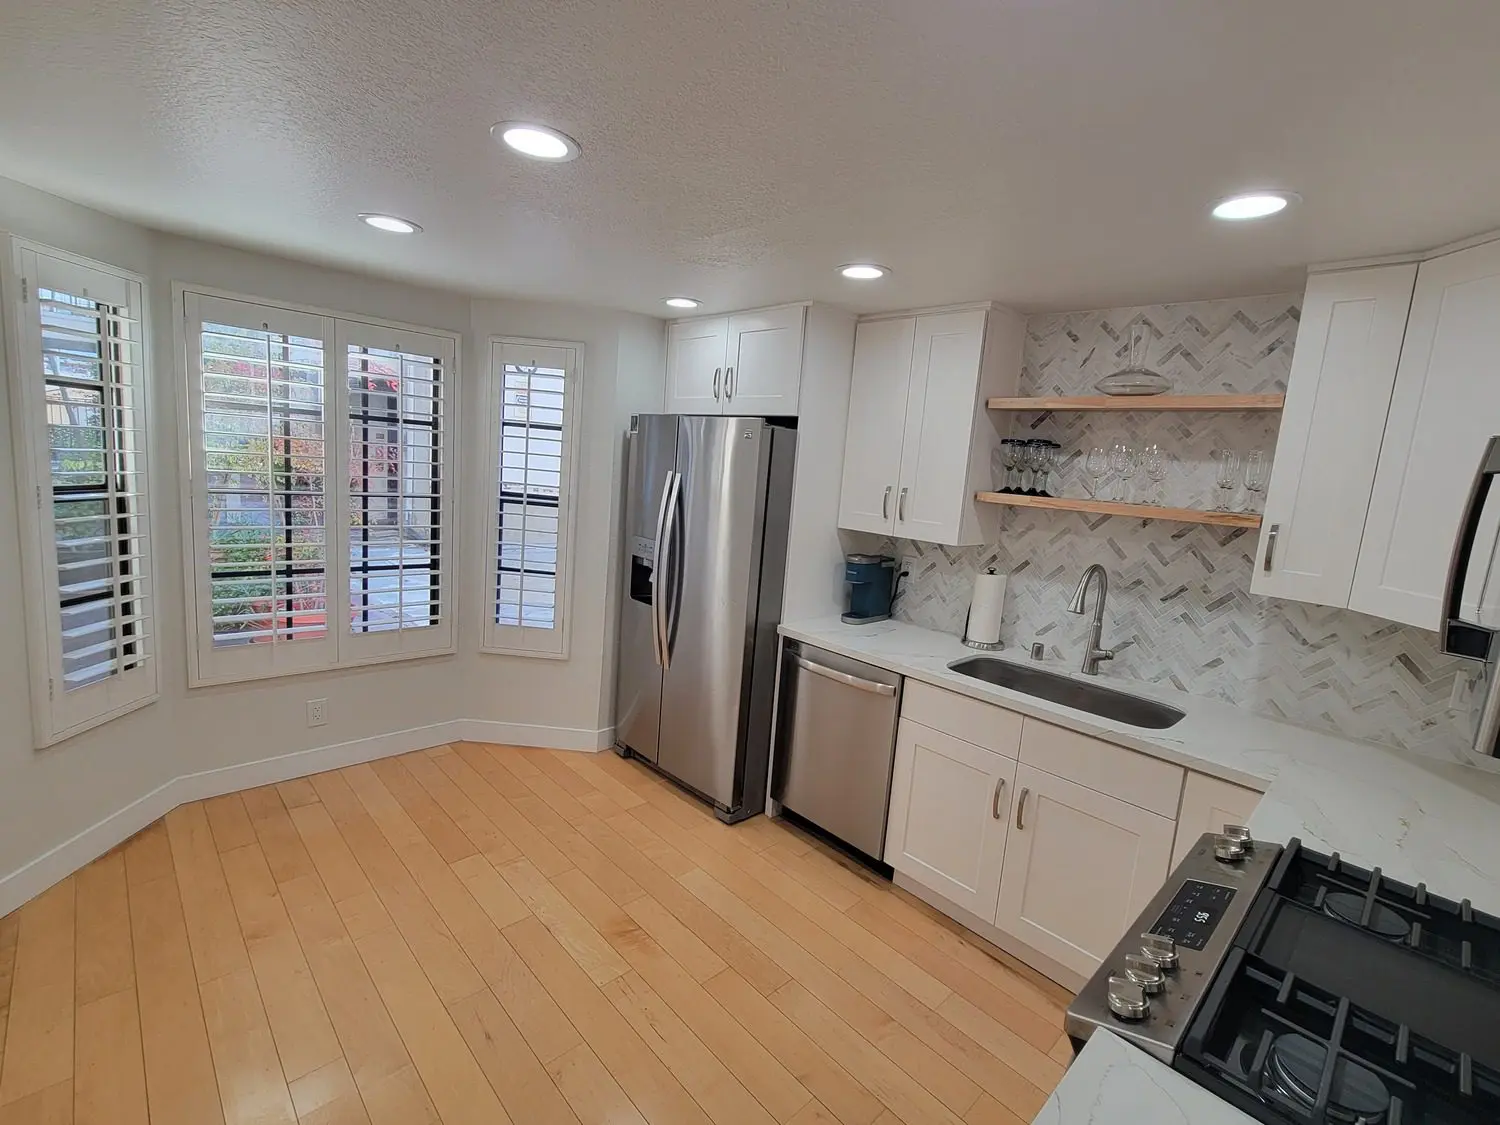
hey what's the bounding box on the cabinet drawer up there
[1018,718,1183,817]
[901,681,1023,759]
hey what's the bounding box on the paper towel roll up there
[964,569,1007,647]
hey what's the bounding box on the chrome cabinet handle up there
[793,655,896,696]
[991,777,1006,820]
[713,367,722,400]
[726,365,735,400]
[898,487,909,521]
[1015,786,1030,830]
[1263,523,1279,573]
[882,485,892,520]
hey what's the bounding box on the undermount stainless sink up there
[946,657,1186,730]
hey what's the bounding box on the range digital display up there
[1151,880,1236,951]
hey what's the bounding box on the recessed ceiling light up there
[1211,191,1299,221]
[664,297,702,309]
[492,122,581,162]
[358,213,421,233]
[840,263,890,280]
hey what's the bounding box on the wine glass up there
[1215,449,1240,511]
[1040,442,1059,497]
[1143,444,1167,506]
[1085,446,1109,498]
[1109,441,1135,502]
[1022,442,1041,495]
[999,440,1018,493]
[1242,449,1266,513]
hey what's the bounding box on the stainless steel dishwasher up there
[771,641,903,861]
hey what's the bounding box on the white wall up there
[0,175,666,907]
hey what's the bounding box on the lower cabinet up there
[994,762,1176,979]
[1172,772,1263,866]
[885,719,1017,919]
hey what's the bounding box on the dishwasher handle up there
[792,655,897,696]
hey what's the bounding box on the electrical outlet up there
[307,698,328,728]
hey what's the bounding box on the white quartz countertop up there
[779,616,1500,916]
[1034,1031,1258,1125]
[781,616,1500,1124]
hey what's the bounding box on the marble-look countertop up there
[1034,1031,1257,1125]
[780,616,1500,915]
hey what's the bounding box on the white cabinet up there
[1351,239,1500,628]
[664,304,806,416]
[886,719,1018,919]
[837,306,1022,546]
[995,761,1176,979]
[1171,773,1263,867]
[1251,264,1416,607]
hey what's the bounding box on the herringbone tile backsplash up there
[889,294,1479,759]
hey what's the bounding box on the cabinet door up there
[1250,265,1416,607]
[665,317,729,414]
[995,763,1175,978]
[1170,773,1263,868]
[886,719,1016,919]
[726,305,806,415]
[894,310,987,545]
[838,317,914,534]
[1351,240,1500,628]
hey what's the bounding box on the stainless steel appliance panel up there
[616,415,679,764]
[657,416,773,807]
[772,642,902,858]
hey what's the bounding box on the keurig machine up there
[841,554,899,624]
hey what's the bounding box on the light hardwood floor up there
[0,743,1074,1125]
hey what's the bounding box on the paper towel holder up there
[962,568,1005,650]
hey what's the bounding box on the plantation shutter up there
[337,320,455,659]
[7,242,158,745]
[184,292,337,684]
[485,338,580,657]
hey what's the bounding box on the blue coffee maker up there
[842,554,899,624]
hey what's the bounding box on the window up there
[5,241,157,746]
[484,338,581,657]
[181,290,457,685]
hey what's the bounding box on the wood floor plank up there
[603,969,781,1125]
[448,987,580,1125]
[934,995,1063,1098]
[963,1093,1029,1125]
[770,982,963,1125]
[197,967,297,1125]
[450,855,530,931]
[504,914,714,1125]
[123,822,174,887]
[786,1102,844,1125]
[352,926,511,1125]
[74,984,148,1125]
[621,895,729,984]
[0,913,18,1065]
[129,873,226,1125]
[0,1078,70,1125]
[276,780,320,810]
[756,844,862,911]
[355,1065,439,1125]
[166,805,252,985]
[544,1043,647,1125]
[0,878,74,1106]
[74,853,133,1007]
[286,1058,371,1125]
[401,754,522,867]
[219,844,343,1083]
[499,859,629,986]
[704,970,884,1125]
[557,753,648,812]
[603,811,697,877]
[241,791,318,886]
[367,758,477,865]
[205,795,259,854]
[289,804,373,906]
[446,749,573,877]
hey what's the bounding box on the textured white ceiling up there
[3,0,1499,315]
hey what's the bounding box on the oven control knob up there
[1213,834,1247,862]
[1139,933,1179,970]
[1124,953,1166,994]
[1107,976,1150,1021]
[1222,824,1253,849]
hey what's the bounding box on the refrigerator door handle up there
[659,471,684,670]
[1442,436,1500,659]
[649,470,674,667]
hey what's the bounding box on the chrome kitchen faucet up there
[1067,564,1115,676]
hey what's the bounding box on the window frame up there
[3,238,160,747]
[176,283,460,687]
[482,336,584,660]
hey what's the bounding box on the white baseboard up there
[0,717,605,918]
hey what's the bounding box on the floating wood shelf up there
[975,492,1263,529]
[986,394,1285,412]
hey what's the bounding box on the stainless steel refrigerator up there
[615,414,796,822]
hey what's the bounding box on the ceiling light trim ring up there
[358,213,422,233]
[492,121,582,162]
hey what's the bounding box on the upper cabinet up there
[837,305,1023,546]
[1256,236,1500,629]
[1350,239,1500,628]
[1250,264,1416,605]
[665,304,806,416]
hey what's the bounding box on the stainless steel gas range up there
[1066,828,1500,1124]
